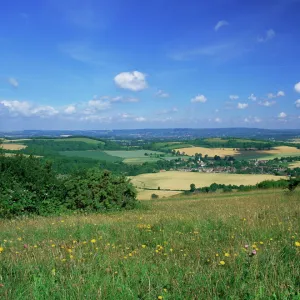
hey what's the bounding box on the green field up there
[104,150,165,158]
[0,190,299,299]
[49,137,104,144]
[60,150,122,162]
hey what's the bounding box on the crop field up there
[46,137,105,144]
[0,143,27,150]
[59,150,122,162]
[105,150,165,158]
[131,171,286,191]
[289,161,300,169]
[123,157,161,164]
[135,188,181,200]
[0,190,299,299]
[177,145,300,160]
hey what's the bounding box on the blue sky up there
[1,0,300,130]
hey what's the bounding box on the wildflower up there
[259,241,264,245]
[67,249,72,253]
[270,238,273,241]
[0,247,4,253]
[251,250,257,256]
[295,241,300,247]
[244,244,249,249]
[24,244,28,249]
[215,254,219,257]
[51,269,56,276]
[91,239,96,243]
[17,237,22,241]
[51,244,56,248]
[158,296,163,300]
[220,261,225,265]
[69,255,74,259]
[34,245,38,248]
[142,245,146,248]
[163,288,167,292]
[225,253,230,257]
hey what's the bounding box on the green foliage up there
[0,154,138,218]
[151,193,159,199]
[64,169,137,211]
[190,183,196,192]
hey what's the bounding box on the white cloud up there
[114,71,148,91]
[277,90,285,97]
[258,29,275,43]
[0,100,58,117]
[214,20,229,31]
[110,96,139,103]
[295,82,300,93]
[157,107,178,115]
[155,89,170,98]
[229,95,239,100]
[8,78,19,88]
[295,99,300,108]
[191,94,207,103]
[267,93,276,99]
[244,116,261,123]
[135,117,146,122]
[237,103,248,109]
[259,100,276,107]
[278,112,287,118]
[64,105,76,114]
[248,94,257,101]
[215,117,222,123]
[268,91,285,99]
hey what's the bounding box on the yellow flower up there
[225,253,230,257]
[163,288,167,292]
[215,254,219,257]
[0,247,4,253]
[34,245,38,248]
[142,245,146,248]
[67,249,72,253]
[51,244,56,248]
[259,241,264,245]
[91,239,96,243]
[158,296,163,300]
[51,269,56,276]
[17,237,22,241]
[220,261,225,265]
[129,253,132,257]
[295,241,300,247]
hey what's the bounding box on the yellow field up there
[0,143,27,150]
[131,171,286,191]
[177,146,300,159]
[289,161,300,169]
[176,147,239,157]
[135,188,181,200]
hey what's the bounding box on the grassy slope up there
[0,190,299,299]
[104,150,165,158]
[59,150,122,162]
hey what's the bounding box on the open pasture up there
[105,150,165,158]
[176,147,239,157]
[131,171,286,191]
[59,150,122,162]
[46,137,104,144]
[0,190,299,299]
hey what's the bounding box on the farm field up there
[289,161,300,169]
[0,143,27,150]
[131,171,286,191]
[177,145,300,160]
[135,188,181,200]
[0,190,299,299]
[123,157,161,164]
[59,150,122,162]
[104,150,165,158]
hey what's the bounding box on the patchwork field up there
[177,145,300,160]
[0,143,27,150]
[0,190,299,299]
[131,171,286,191]
[59,150,122,162]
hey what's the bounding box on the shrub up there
[151,194,159,199]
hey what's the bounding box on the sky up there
[1,0,300,130]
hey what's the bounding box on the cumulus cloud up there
[191,94,207,103]
[8,78,19,88]
[258,29,275,43]
[110,96,139,103]
[268,91,285,99]
[248,94,257,101]
[214,20,229,31]
[229,95,239,100]
[0,100,58,117]
[295,82,300,93]
[295,99,300,108]
[259,100,276,107]
[114,71,148,91]
[155,89,170,98]
[277,90,285,97]
[84,99,111,115]
[64,105,76,114]
[215,117,222,123]
[237,103,248,109]
[278,112,287,118]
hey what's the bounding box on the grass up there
[123,157,161,164]
[53,137,105,144]
[0,190,299,299]
[59,150,122,162]
[131,171,286,190]
[104,150,165,158]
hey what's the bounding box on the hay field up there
[289,161,300,169]
[131,171,286,190]
[0,144,27,150]
[135,188,181,200]
[177,147,239,157]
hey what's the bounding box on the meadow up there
[131,171,286,191]
[0,190,299,299]
[51,137,105,144]
[0,144,27,150]
[60,150,123,162]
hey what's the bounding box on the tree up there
[151,194,159,199]
[190,183,196,192]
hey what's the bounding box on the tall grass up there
[0,190,299,299]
